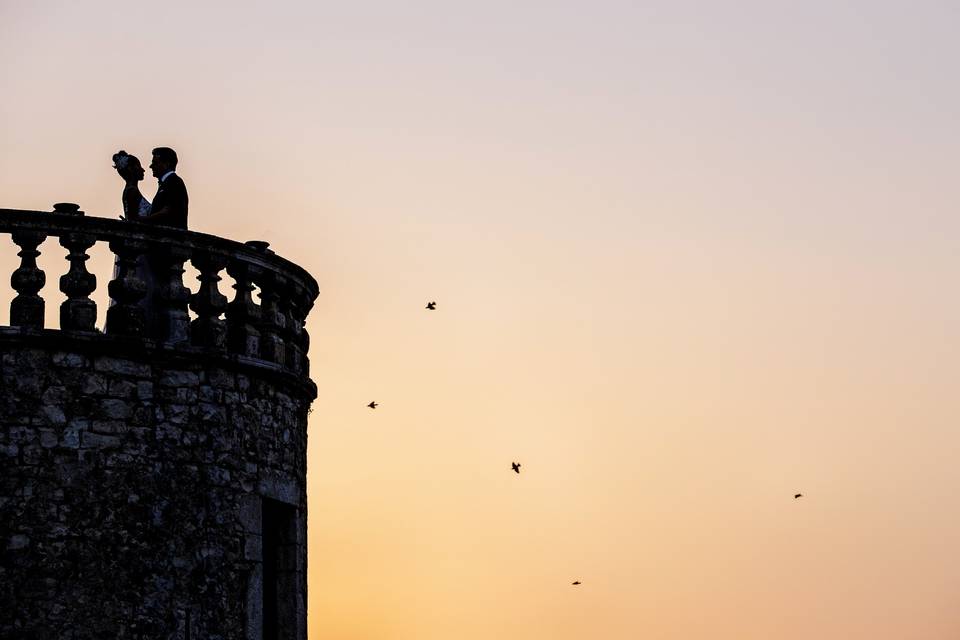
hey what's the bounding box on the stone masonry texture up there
[0,341,312,639]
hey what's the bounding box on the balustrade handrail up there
[1,207,319,378]
[0,208,318,293]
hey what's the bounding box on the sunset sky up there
[3,1,960,638]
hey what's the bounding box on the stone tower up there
[0,205,318,639]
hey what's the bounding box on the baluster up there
[58,232,97,331]
[156,244,192,344]
[10,231,48,329]
[106,238,148,336]
[189,250,228,350]
[256,270,286,365]
[299,291,315,377]
[226,258,261,357]
[283,280,311,374]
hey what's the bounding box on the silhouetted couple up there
[107,147,189,328]
[112,147,188,229]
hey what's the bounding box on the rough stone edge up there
[0,327,317,401]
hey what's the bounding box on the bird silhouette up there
[571,581,581,586]
[426,301,436,310]
[794,493,803,499]
[511,462,521,473]
[367,401,378,409]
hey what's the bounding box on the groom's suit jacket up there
[149,173,189,229]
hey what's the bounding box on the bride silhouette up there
[109,150,156,325]
[113,150,151,221]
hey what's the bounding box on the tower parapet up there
[0,206,318,639]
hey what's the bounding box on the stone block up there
[136,381,154,400]
[238,495,261,533]
[156,423,182,442]
[93,357,151,378]
[98,399,132,420]
[39,429,58,448]
[153,405,186,426]
[206,466,232,485]
[39,405,67,426]
[130,427,152,441]
[159,370,200,387]
[14,349,49,368]
[258,474,300,506]
[105,453,135,467]
[158,387,198,404]
[8,374,42,396]
[61,424,82,449]
[91,420,129,435]
[244,534,262,561]
[198,403,227,425]
[129,407,153,428]
[199,385,219,403]
[52,352,88,368]
[42,386,69,404]
[81,374,108,396]
[6,534,29,550]
[106,380,137,399]
[81,432,120,449]
[206,368,235,389]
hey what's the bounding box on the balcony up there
[0,204,319,394]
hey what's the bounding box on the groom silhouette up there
[143,146,188,229]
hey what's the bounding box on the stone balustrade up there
[1,204,318,384]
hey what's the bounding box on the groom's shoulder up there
[165,173,188,194]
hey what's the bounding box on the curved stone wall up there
[1,333,312,639]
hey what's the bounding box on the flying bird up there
[571,581,581,586]
[511,462,521,474]
[426,301,437,310]
[367,401,378,409]
[794,493,803,499]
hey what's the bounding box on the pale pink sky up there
[2,2,960,638]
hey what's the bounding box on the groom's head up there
[150,147,178,178]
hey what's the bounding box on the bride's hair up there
[112,150,140,178]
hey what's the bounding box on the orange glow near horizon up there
[3,2,960,638]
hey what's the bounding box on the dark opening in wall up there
[262,498,298,640]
